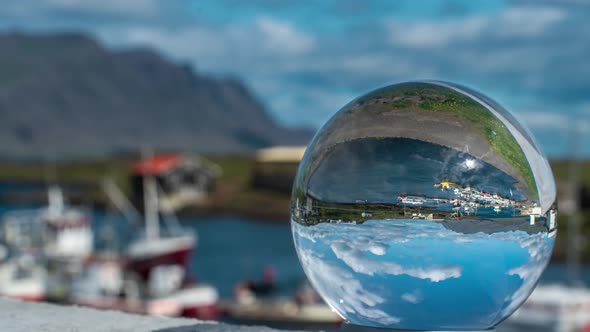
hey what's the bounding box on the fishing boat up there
[125,172,196,281]
[0,253,46,301]
[397,195,426,206]
[70,255,219,319]
[0,185,92,302]
[157,283,220,319]
[126,170,220,319]
[72,160,219,320]
[1,185,93,260]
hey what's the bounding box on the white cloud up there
[104,26,227,58]
[503,232,555,316]
[101,16,315,66]
[401,290,423,304]
[517,111,570,130]
[295,221,464,283]
[385,6,566,48]
[498,6,566,37]
[48,0,158,15]
[3,0,161,19]
[254,17,314,55]
[368,242,388,256]
[331,240,462,282]
[269,89,356,126]
[297,248,402,326]
[385,16,487,48]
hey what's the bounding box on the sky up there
[293,219,554,329]
[0,0,589,156]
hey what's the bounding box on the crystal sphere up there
[291,81,557,331]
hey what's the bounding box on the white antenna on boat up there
[47,186,64,218]
[101,177,141,223]
[142,150,160,240]
[44,154,64,218]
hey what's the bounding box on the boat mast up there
[47,185,64,218]
[101,178,141,223]
[142,151,160,240]
[44,155,63,218]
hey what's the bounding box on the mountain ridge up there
[0,31,314,159]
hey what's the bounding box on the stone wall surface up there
[0,299,286,332]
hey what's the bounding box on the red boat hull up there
[2,293,44,302]
[127,246,193,281]
[181,304,221,320]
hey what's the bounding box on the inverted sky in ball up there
[291,81,557,331]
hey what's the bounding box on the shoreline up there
[0,190,293,223]
[0,192,577,263]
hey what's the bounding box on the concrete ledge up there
[0,299,286,332]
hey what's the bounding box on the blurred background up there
[0,0,588,331]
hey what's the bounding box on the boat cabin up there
[131,154,220,212]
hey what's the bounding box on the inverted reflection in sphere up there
[291,81,557,331]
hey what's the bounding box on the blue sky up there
[1,0,589,156]
[293,219,554,329]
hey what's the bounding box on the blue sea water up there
[183,216,304,297]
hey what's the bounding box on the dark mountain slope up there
[0,32,313,158]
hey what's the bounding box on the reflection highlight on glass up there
[290,81,557,331]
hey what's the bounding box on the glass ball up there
[291,81,557,331]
